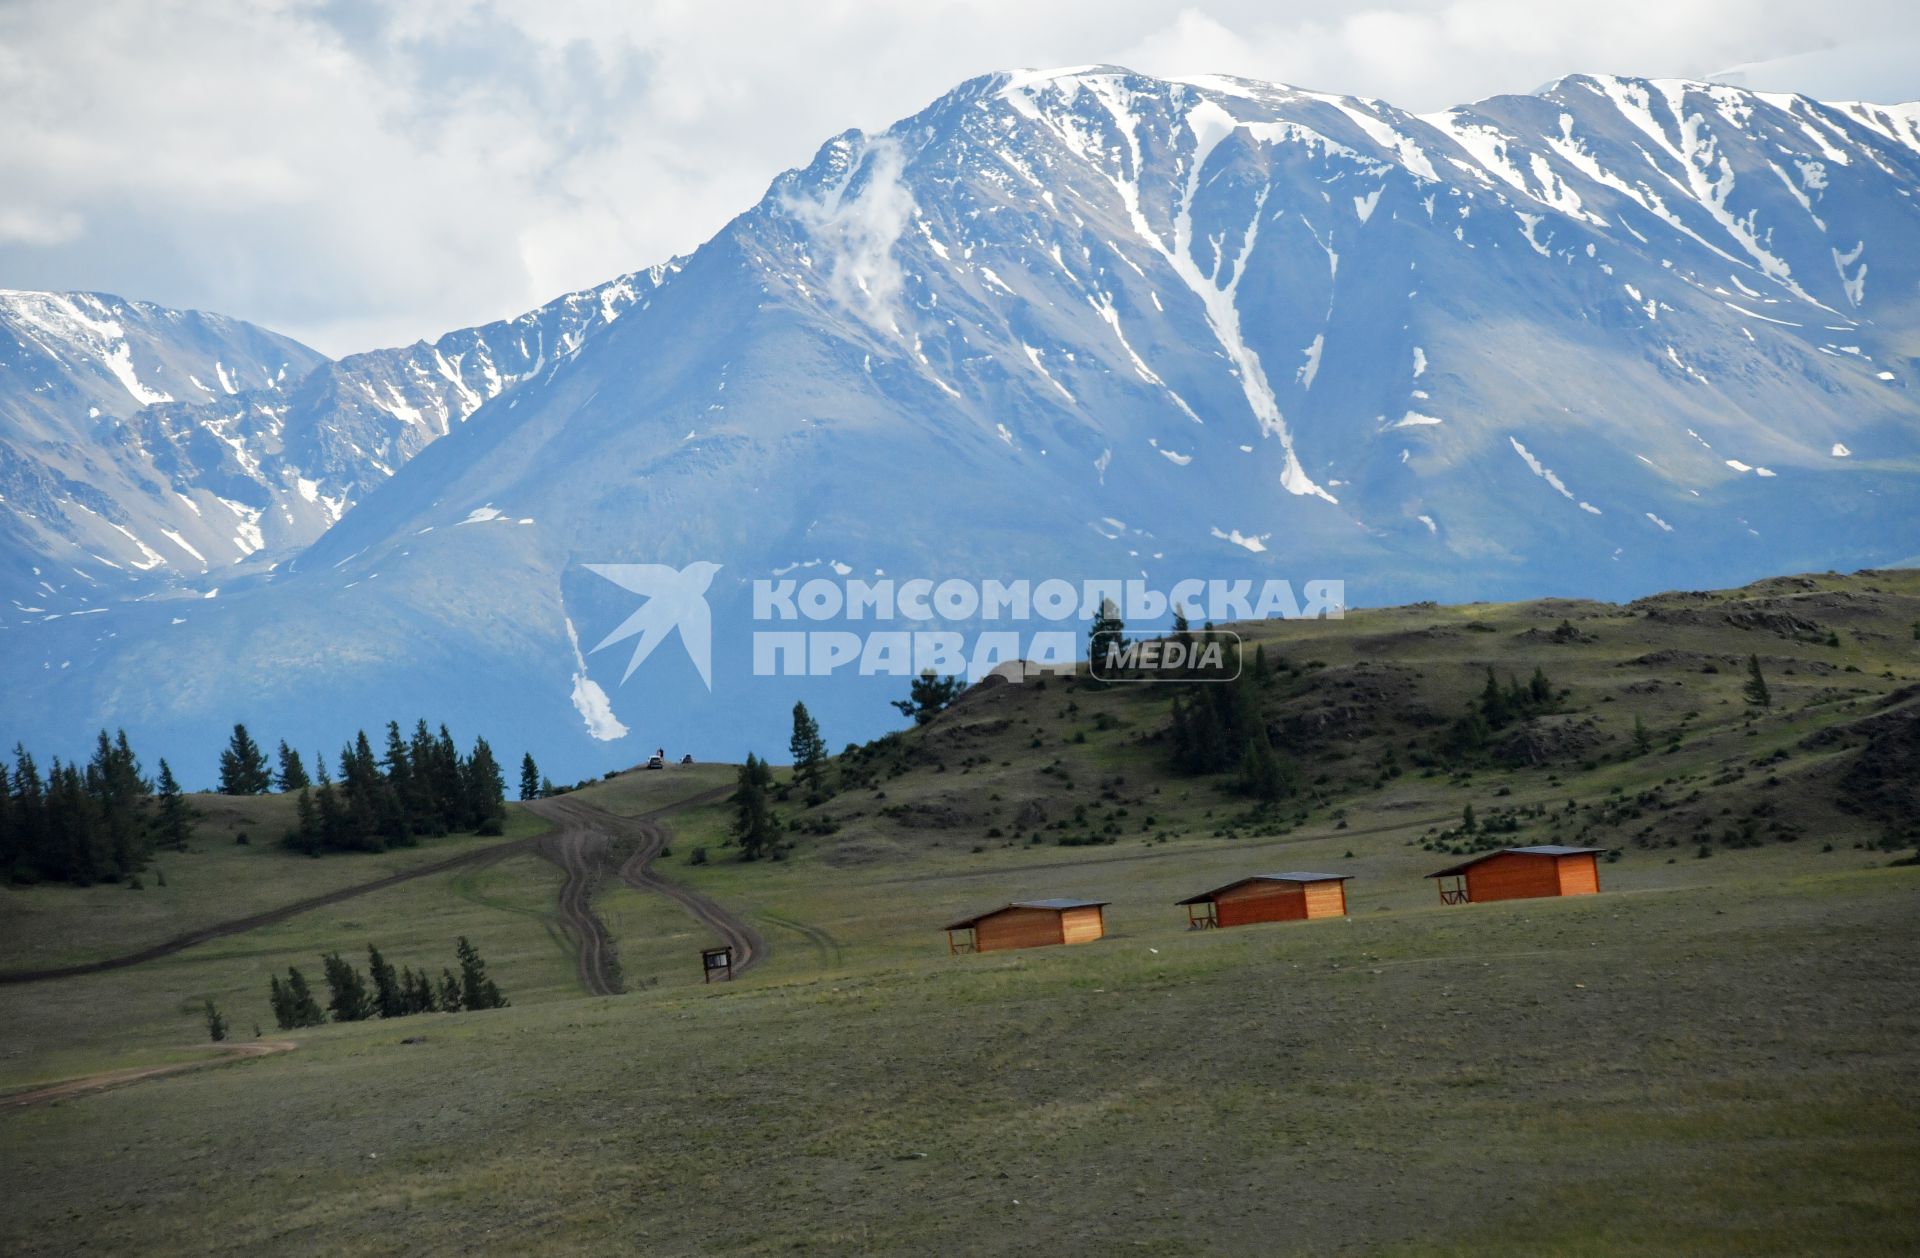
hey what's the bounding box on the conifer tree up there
[1744,654,1772,707]
[1633,715,1653,756]
[367,944,406,1019]
[290,787,320,855]
[519,753,542,802]
[456,937,507,1010]
[730,754,779,860]
[203,998,227,1042]
[276,742,310,792]
[1088,597,1126,677]
[269,975,294,1030]
[155,758,193,851]
[284,966,325,1027]
[463,737,507,836]
[788,702,827,794]
[438,968,464,1012]
[218,724,272,795]
[321,951,373,1022]
[892,671,963,724]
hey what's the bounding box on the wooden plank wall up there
[975,907,1066,952]
[1216,882,1308,927]
[1301,880,1348,919]
[1464,853,1562,902]
[1556,853,1601,896]
[1059,906,1106,945]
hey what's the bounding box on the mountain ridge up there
[4,66,1918,779]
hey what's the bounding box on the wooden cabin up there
[944,899,1108,954]
[1426,846,1606,905]
[1176,873,1351,929]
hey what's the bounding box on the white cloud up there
[1,0,1913,356]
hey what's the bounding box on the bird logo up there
[583,561,722,689]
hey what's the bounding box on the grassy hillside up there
[2,568,1917,1253]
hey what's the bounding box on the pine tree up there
[276,742,310,792]
[289,787,320,855]
[284,967,325,1027]
[892,671,963,724]
[367,944,405,1019]
[1479,668,1512,729]
[1172,603,1192,652]
[203,998,228,1043]
[463,737,507,835]
[519,753,542,802]
[1744,654,1772,707]
[730,754,779,860]
[0,761,13,879]
[321,951,373,1022]
[155,758,193,851]
[438,968,464,1012]
[456,937,506,1010]
[217,724,272,795]
[788,702,827,795]
[269,975,294,1030]
[1238,732,1294,803]
[1462,804,1478,833]
[1088,597,1126,677]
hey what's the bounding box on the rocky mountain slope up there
[0,264,676,616]
[5,68,1918,780]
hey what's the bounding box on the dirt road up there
[530,793,765,982]
[0,1040,296,1113]
[526,798,625,997]
[0,838,534,987]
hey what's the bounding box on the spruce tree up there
[519,753,542,802]
[438,968,464,1012]
[290,787,320,855]
[276,742,310,792]
[788,702,827,795]
[203,998,228,1043]
[1479,668,1512,729]
[367,944,405,1019]
[284,967,325,1027]
[463,737,507,835]
[730,754,778,860]
[456,937,506,1010]
[217,724,272,795]
[321,951,373,1022]
[1744,654,1772,707]
[155,758,193,851]
[1088,597,1126,677]
[269,975,294,1030]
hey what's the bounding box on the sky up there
[3,0,1916,357]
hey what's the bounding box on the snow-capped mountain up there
[0,265,676,616]
[6,68,1919,781]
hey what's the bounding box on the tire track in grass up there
[531,795,767,978]
[0,1041,296,1114]
[0,838,535,987]
[526,803,624,997]
[759,912,843,968]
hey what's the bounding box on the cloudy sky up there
[3,0,1916,356]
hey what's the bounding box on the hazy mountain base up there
[2,564,1918,1251]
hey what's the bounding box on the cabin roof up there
[1425,846,1608,878]
[1175,873,1352,905]
[943,899,1109,930]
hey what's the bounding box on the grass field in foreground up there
[1,826,1915,1254]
